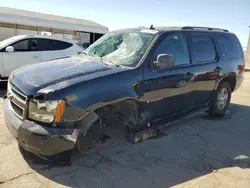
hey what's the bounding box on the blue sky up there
[1,0,249,47]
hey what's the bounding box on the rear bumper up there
[3,98,79,161]
[234,75,244,91]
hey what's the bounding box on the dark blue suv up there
[3,26,245,162]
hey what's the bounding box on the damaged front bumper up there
[3,98,98,162]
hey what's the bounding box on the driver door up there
[141,32,196,123]
[2,39,41,77]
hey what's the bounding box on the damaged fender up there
[74,111,99,136]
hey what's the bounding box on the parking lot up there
[0,67,250,188]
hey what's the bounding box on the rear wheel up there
[209,82,232,116]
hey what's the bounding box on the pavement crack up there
[177,130,214,174]
[0,172,35,184]
[94,152,145,173]
[51,168,79,179]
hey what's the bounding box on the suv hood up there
[10,56,124,96]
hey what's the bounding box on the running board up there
[128,105,210,143]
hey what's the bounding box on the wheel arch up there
[216,73,236,92]
[94,98,141,130]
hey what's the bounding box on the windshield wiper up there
[81,52,100,59]
[80,52,120,67]
[103,58,120,67]
[78,51,87,55]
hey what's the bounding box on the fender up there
[38,66,143,112]
[63,68,143,135]
[74,80,140,112]
[215,72,236,90]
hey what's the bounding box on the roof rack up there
[182,26,229,32]
[155,26,182,30]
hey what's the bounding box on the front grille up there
[10,101,24,118]
[8,83,27,119]
[11,88,26,101]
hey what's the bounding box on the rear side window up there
[217,34,243,58]
[38,39,73,51]
[192,35,216,63]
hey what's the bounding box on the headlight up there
[28,99,65,123]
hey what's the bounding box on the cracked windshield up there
[85,32,154,67]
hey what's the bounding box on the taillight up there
[237,64,245,75]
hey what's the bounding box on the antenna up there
[150,25,155,30]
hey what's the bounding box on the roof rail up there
[182,26,229,32]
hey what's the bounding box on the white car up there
[0,35,83,80]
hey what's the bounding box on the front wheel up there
[209,82,232,116]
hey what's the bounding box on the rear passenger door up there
[37,39,73,61]
[189,33,221,106]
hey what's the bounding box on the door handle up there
[185,72,194,79]
[214,66,222,73]
[185,72,192,77]
[185,72,196,82]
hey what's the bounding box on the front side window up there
[12,40,29,52]
[192,35,216,63]
[85,31,154,67]
[0,36,20,49]
[153,33,190,67]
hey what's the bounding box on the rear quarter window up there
[217,33,243,59]
[38,39,73,51]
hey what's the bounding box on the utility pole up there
[246,26,250,65]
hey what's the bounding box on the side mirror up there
[154,54,175,69]
[5,46,14,52]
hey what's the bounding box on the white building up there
[0,7,109,48]
[246,29,250,64]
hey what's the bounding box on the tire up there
[209,82,232,116]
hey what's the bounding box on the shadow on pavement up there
[18,103,250,187]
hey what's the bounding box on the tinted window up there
[38,39,73,51]
[217,34,243,58]
[12,40,29,52]
[153,33,190,66]
[30,39,38,51]
[192,35,216,63]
